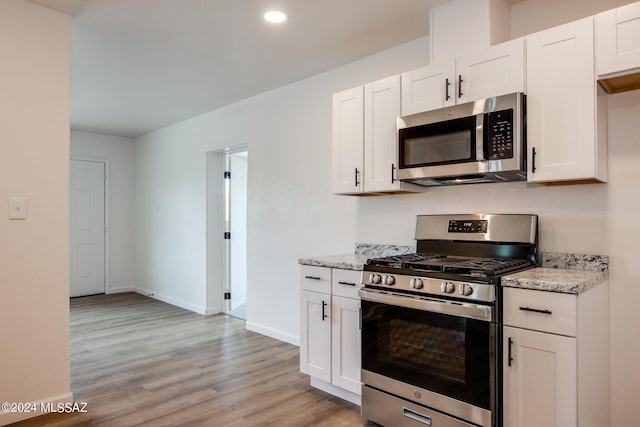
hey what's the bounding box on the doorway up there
[224,150,248,319]
[69,159,106,297]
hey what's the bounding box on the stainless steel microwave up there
[396,92,526,186]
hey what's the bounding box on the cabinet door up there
[526,17,600,183]
[332,87,364,194]
[597,2,640,77]
[364,76,401,193]
[401,60,455,115]
[503,326,577,427]
[457,38,525,104]
[300,290,331,382]
[331,296,361,395]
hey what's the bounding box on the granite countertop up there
[299,246,609,294]
[502,252,609,295]
[298,253,370,271]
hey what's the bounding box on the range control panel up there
[448,219,488,233]
[486,108,514,160]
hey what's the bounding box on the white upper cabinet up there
[401,38,525,116]
[364,76,402,193]
[597,1,640,93]
[430,0,511,64]
[332,87,364,194]
[526,17,607,184]
[333,75,421,195]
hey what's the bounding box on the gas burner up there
[365,253,444,269]
[404,256,534,277]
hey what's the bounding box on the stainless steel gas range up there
[360,214,538,427]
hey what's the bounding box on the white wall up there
[70,130,136,293]
[133,2,640,425]
[0,1,72,425]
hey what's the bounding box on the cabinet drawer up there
[332,269,363,299]
[300,266,331,293]
[503,287,577,336]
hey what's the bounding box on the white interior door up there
[70,159,106,297]
[225,151,248,319]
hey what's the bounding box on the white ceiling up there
[26,0,460,138]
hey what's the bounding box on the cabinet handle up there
[458,74,463,98]
[519,306,552,315]
[338,281,356,286]
[531,147,537,173]
[508,337,514,367]
[355,168,360,187]
[391,163,396,184]
[304,275,321,280]
[445,78,451,101]
[322,300,328,321]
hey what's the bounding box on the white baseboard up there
[204,306,222,316]
[246,321,300,346]
[106,286,135,294]
[0,392,73,426]
[132,287,207,315]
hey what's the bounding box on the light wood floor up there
[12,292,368,426]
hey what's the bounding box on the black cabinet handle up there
[391,163,396,184]
[338,281,356,286]
[508,337,514,367]
[532,147,537,173]
[458,74,463,98]
[355,168,360,187]
[322,300,328,321]
[304,275,321,280]
[445,78,451,101]
[519,306,552,315]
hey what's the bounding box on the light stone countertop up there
[502,267,608,295]
[299,246,609,295]
[298,253,370,271]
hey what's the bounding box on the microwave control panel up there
[486,109,513,160]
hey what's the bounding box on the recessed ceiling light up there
[264,10,287,23]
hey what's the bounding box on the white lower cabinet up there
[503,326,577,427]
[503,284,609,427]
[300,266,362,403]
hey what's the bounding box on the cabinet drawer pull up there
[304,275,321,280]
[338,281,356,286]
[519,306,552,315]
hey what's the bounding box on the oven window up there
[399,115,477,168]
[362,299,493,410]
[386,318,466,382]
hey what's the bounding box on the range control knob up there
[370,274,382,284]
[384,275,396,286]
[440,281,456,294]
[458,283,474,296]
[409,278,424,289]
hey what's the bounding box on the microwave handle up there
[476,113,485,161]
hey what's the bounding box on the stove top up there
[365,253,534,278]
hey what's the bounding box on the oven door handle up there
[359,288,493,322]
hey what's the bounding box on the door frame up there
[205,144,248,316]
[70,156,110,294]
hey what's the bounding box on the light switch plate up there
[9,196,27,220]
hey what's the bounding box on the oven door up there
[360,288,498,427]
